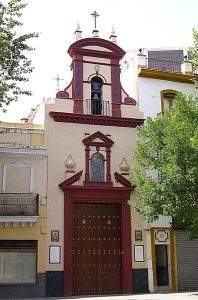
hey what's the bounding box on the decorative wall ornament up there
[119,158,130,175]
[51,230,60,242]
[65,155,76,173]
[124,97,136,105]
[155,229,169,243]
[94,64,100,74]
[135,230,143,241]
[84,131,90,136]
[56,89,69,99]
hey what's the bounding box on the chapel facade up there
[44,25,145,296]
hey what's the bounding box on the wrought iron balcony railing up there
[0,193,39,216]
[86,99,110,116]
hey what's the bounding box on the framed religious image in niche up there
[49,246,61,264]
[135,230,142,241]
[51,230,59,242]
[134,245,144,262]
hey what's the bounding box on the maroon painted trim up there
[85,146,90,181]
[73,99,83,113]
[121,84,137,105]
[112,103,121,117]
[59,170,83,188]
[121,201,133,293]
[68,38,125,60]
[59,182,133,296]
[72,54,83,113]
[84,80,111,86]
[106,147,111,182]
[49,112,144,128]
[63,191,73,294]
[121,85,130,98]
[111,58,122,117]
[56,80,72,99]
[87,73,107,82]
[56,90,69,99]
[111,63,122,103]
[84,181,113,187]
[114,172,134,188]
[71,49,121,59]
[124,97,136,105]
[82,59,114,66]
[82,131,114,146]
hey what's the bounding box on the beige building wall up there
[45,101,146,271]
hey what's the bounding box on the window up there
[3,162,33,193]
[0,240,37,284]
[91,77,103,115]
[161,90,177,113]
[90,152,104,182]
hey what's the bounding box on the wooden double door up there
[72,203,122,295]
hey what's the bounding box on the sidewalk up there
[29,292,198,300]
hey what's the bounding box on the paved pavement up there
[26,292,198,300]
[73,293,198,300]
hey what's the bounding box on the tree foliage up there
[132,93,198,238]
[0,0,38,108]
[189,29,198,71]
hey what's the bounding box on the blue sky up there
[1,0,198,122]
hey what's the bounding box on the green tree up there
[0,0,38,109]
[132,93,198,238]
[189,29,198,71]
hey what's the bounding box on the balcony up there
[0,193,39,227]
[85,99,110,116]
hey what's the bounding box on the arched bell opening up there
[90,76,103,115]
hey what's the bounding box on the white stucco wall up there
[138,77,196,118]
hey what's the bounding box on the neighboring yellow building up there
[0,122,47,298]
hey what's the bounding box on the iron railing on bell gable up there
[86,99,110,116]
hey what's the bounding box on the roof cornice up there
[138,68,198,84]
[49,112,144,128]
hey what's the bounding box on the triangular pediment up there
[82,131,114,147]
[59,170,83,189]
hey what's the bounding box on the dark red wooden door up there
[72,203,122,295]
